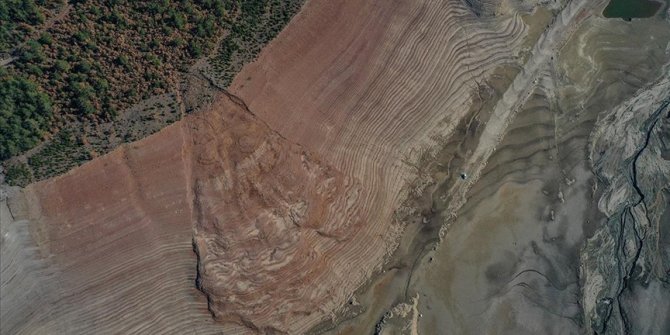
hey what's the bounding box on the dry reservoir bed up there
[3,0,670,334]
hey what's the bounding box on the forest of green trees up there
[1,0,303,185]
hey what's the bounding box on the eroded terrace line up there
[440,0,604,232]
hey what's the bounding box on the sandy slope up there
[2,121,241,335]
[1,0,531,333]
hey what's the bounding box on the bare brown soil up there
[3,0,529,333]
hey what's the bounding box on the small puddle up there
[603,0,664,20]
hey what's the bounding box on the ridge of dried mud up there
[2,0,528,332]
[309,1,670,334]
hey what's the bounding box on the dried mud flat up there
[2,0,670,334]
[332,1,670,335]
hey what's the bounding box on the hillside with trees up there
[1,0,303,186]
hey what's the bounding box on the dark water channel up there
[603,0,664,19]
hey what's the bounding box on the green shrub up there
[115,55,130,67]
[4,162,33,186]
[19,40,46,63]
[53,59,70,73]
[188,39,203,57]
[37,32,53,45]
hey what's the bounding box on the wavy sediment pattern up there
[228,0,526,323]
[415,79,593,333]
[2,0,530,333]
[189,97,367,332]
[2,124,243,335]
[410,5,670,334]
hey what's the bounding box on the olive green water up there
[603,0,663,19]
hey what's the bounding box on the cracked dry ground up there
[2,0,670,334]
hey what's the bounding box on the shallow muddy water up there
[603,0,664,19]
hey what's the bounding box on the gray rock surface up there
[584,77,670,335]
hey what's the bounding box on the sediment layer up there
[2,0,538,333]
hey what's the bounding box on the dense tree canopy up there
[0,68,52,159]
[0,0,48,51]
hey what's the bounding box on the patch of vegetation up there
[2,0,304,186]
[9,1,213,120]
[3,161,33,187]
[207,0,303,86]
[27,129,90,178]
[0,68,52,160]
[0,0,56,52]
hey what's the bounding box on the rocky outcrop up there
[584,77,670,334]
[190,96,365,332]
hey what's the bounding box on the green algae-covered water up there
[603,0,663,19]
